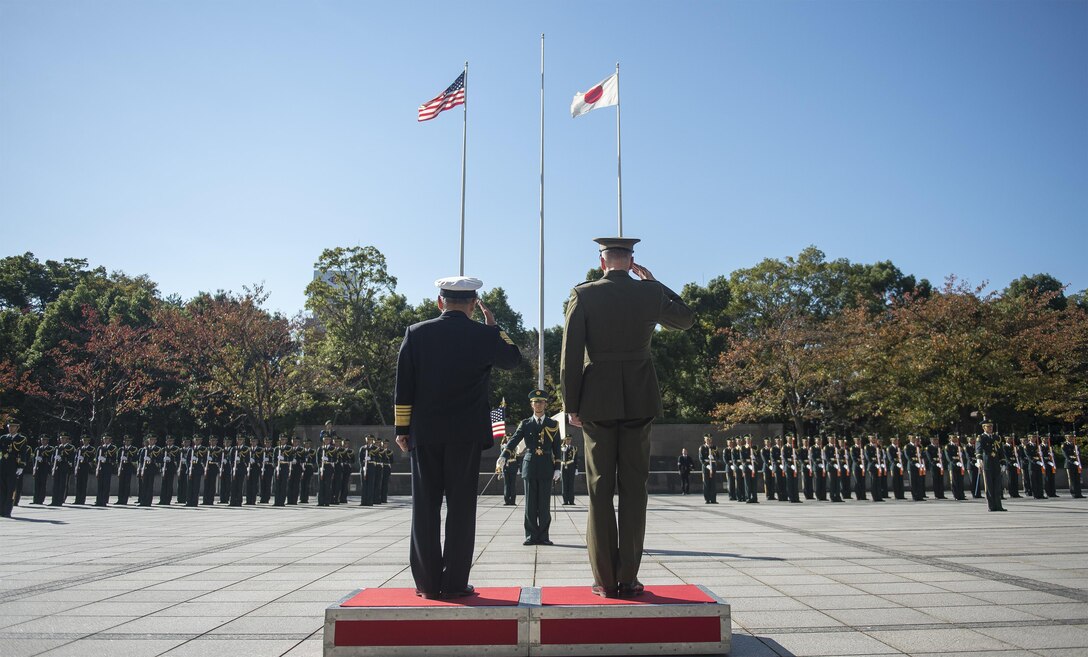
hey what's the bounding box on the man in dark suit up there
[394,276,521,599]
[561,237,695,598]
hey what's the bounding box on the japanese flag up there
[571,73,618,118]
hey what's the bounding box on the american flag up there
[418,72,466,122]
[490,403,506,439]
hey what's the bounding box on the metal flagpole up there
[538,34,546,389]
[615,62,622,237]
[459,61,468,276]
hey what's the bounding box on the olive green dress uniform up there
[560,240,695,594]
[561,441,579,504]
[504,403,562,545]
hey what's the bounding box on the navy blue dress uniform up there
[1,420,28,518]
[560,437,579,505]
[759,443,775,500]
[395,275,521,599]
[741,438,758,503]
[947,438,968,500]
[32,437,54,504]
[1041,438,1058,498]
[500,437,520,505]
[676,450,694,495]
[966,441,981,498]
[94,437,118,507]
[187,437,208,507]
[848,439,866,501]
[219,437,234,504]
[799,439,814,500]
[698,438,719,504]
[51,434,76,506]
[204,438,223,505]
[1002,437,1022,498]
[863,437,886,502]
[887,438,906,500]
[116,437,138,505]
[177,438,191,504]
[1025,436,1045,499]
[317,436,336,506]
[287,438,303,504]
[772,440,787,502]
[1062,436,1083,498]
[160,437,180,504]
[732,442,748,502]
[925,439,946,500]
[905,437,926,501]
[810,439,827,501]
[137,436,163,507]
[977,424,1006,511]
[504,389,562,545]
[826,440,843,502]
[783,439,801,503]
[724,439,737,501]
[73,437,96,505]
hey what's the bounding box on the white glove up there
[575,469,579,477]
[16,468,23,476]
[496,457,506,470]
[552,469,561,482]
[98,456,106,462]
[164,456,171,463]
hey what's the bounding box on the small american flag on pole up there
[418,72,466,122]
[490,400,506,439]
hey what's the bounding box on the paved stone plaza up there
[1,492,1086,657]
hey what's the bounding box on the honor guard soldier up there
[905,435,926,501]
[357,435,371,506]
[287,436,303,504]
[115,435,137,505]
[160,435,180,505]
[724,438,737,501]
[177,436,191,504]
[317,433,335,506]
[73,435,96,505]
[218,436,234,503]
[560,436,579,505]
[887,436,906,500]
[187,435,206,507]
[1025,434,1046,499]
[300,439,316,503]
[360,435,378,506]
[32,434,54,504]
[1042,436,1059,497]
[676,448,694,495]
[978,421,1006,511]
[800,437,814,500]
[245,436,261,505]
[947,435,968,500]
[811,437,827,501]
[503,389,562,545]
[864,435,886,501]
[1,418,28,518]
[50,431,76,506]
[380,439,393,503]
[339,437,354,503]
[848,437,866,501]
[12,431,32,507]
[203,436,222,505]
[1062,435,1083,498]
[394,275,522,599]
[1003,435,1022,498]
[230,436,250,506]
[500,436,520,505]
[925,436,946,500]
[783,436,801,503]
[965,438,982,498]
[826,437,843,502]
[732,440,747,502]
[758,440,775,500]
[260,437,276,503]
[94,434,117,507]
[772,437,787,502]
[834,437,850,499]
[741,436,759,503]
[136,433,162,507]
[1014,436,1032,498]
[274,435,290,506]
[698,434,719,504]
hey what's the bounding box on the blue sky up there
[2,0,1085,329]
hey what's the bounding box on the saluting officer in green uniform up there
[503,389,562,545]
[561,237,695,598]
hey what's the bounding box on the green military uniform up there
[504,390,562,545]
[560,237,695,596]
[560,438,579,505]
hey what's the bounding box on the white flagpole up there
[459,61,468,275]
[538,35,546,389]
[615,62,623,237]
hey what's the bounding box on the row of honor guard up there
[684,426,1084,511]
[0,418,398,515]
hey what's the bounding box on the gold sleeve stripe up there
[499,331,515,346]
[395,404,412,425]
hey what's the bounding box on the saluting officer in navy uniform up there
[394,276,521,599]
[94,434,117,507]
[560,435,579,505]
[978,421,1006,511]
[1062,435,1083,498]
[1,418,28,518]
[504,389,562,545]
[73,435,96,505]
[698,434,719,504]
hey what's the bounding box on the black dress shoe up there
[617,581,645,598]
[415,589,441,600]
[442,585,476,599]
[591,584,618,599]
[523,538,535,546]
[538,539,554,546]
